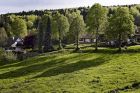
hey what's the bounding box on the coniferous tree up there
[43,16,53,52]
[37,17,44,52]
[0,27,8,47]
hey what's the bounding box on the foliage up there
[87,3,108,51]
[66,10,81,43]
[130,6,140,17]
[0,48,17,62]
[53,12,70,49]
[106,7,135,51]
[0,4,140,50]
[0,15,13,37]
[0,27,8,47]
[37,17,44,52]
[69,11,86,50]
[27,21,33,30]
[23,35,37,49]
[26,15,37,23]
[87,3,108,33]
[11,17,28,38]
[43,15,53,52]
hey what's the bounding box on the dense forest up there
[0,4,140,52]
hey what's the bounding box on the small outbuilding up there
[79,34,94,43]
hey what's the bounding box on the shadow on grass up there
[0,54,86,79]
[0,49,71,69]
[65,44,92,49]
[123,48,140,53]
[34,56,110,78]
[0,60,19,67]
[0,58,68,79]
[78,46,140,54]
[0,50,69,69]
[0,56,50,69]
[74,48,118,54]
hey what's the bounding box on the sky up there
[0,0,140,14]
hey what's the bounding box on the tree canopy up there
[0,27,8,47]
[54,12,70,49]
[87,3,108,51]
[106,7,135,51]
[69,11,85,50]
[11,17,27,38]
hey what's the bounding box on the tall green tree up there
[27,21,33,30]
[130,6,140,17]
[66,10,80,43]
[11,17,27,38]
[26,15,37,23]
[106,7,134,51]
[43,15,53,52]
[37,17,44,52]
[87,3,108,51]
[0,15,12,37]
[54,13,70,49]
[70,12,85,50]
[135,4,140,12]
[26,15,38,34]
[0,27,8,47]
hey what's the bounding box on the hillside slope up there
[0,46,140,93]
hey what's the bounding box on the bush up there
[0,48,17,62]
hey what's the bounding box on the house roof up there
[80,34,93,39]
[7,37,23,47]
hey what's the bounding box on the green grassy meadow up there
[0,45,140,93]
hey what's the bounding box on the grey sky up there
[0,0,140,14]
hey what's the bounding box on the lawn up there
[0,45,140,93]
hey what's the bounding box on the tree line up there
[0,3,140,52]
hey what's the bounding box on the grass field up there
[0,45,140,93]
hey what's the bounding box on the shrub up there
[0,48,17,62]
